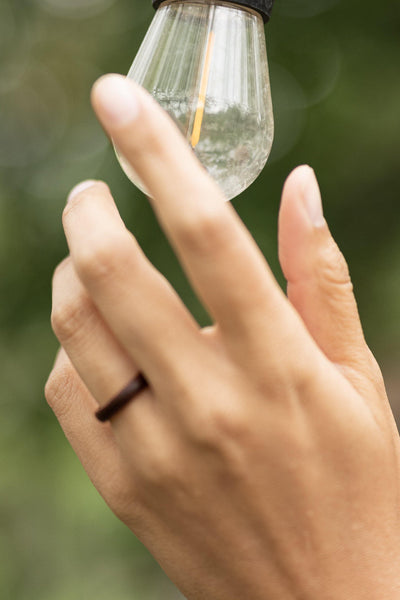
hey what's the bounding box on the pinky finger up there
[45,348,134,509]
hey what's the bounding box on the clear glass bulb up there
[116,0,274,201]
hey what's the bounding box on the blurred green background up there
[0,0,399,597]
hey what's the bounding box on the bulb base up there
[152,0,274,23]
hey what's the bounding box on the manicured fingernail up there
[303,168,325,227]
[67,180,97,203]
[94,75,139,127]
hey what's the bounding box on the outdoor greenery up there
[0,0,399,597]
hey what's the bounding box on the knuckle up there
[185,401,251,480]
[75,233,133,284]
[292,357,314,388]
[291,365,314,397]
[210,405,247,442]
[189,400,248,451]
[140,448,182,490]
[250,336,316,401]
[51,290,93,344]
[175,206,231,253]
[283,347,317,395]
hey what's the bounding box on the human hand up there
[46,74,400,600]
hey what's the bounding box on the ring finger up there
[52,256,145,410]
[51,258,189,476]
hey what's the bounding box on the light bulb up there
[116,0,275,201]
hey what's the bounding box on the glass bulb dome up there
[116,0,274,201]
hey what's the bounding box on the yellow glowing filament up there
[190,31,215,149]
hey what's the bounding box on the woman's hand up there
[46,74,400,600]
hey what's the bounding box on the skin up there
[46,74,400,599]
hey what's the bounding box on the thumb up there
[278,165,381,392]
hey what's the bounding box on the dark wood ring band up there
[95,374,149,423]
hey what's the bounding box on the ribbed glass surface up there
[117,0,274,201]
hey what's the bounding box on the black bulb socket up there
[152,0,275,24]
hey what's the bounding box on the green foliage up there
[0,0,399,597]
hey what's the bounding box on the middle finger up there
[91,75,295,349]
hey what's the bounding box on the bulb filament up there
[190,31,215,149]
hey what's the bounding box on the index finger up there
[91,75,297,345]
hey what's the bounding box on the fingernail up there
[67,180,97,203]
[94,75,139,127]
[303,168,325,227]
